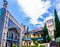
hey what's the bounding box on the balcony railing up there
[31,37,43,41]
[37,37,43,41]
[7,37,19,42]
[24,37,31,41]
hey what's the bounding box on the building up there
[46,17,55,40]
[22,27,43,46]
[0,0,25,47]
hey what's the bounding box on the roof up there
[31,30,42,34]
[31,27,42,32]
[24,27,42,34]
[24,32,30,34]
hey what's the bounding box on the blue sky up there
[0,0,60,31]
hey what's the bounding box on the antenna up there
[3,0,8,8]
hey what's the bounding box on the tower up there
[0,0,8,47]
[0,0,25,47]
[3,0,8,8]
[46,17,55,41]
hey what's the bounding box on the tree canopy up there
[42,23,52,43]
[54,9,60,38]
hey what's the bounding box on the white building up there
[46,16,55,39]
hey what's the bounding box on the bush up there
[40,45,45,47]
[22,45,26,47]
[12,44,16,47]
[29,45,38,47]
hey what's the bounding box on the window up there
[2,42,4,46]
[47,20,51,24]
[49,32,53,36]
[11,34,13,39]
[29,42,31,45]
[3,39,5,41]
[2,33,6,39]
[48,26,54,30]
[33,34,35,36]
[47,19,53,25]
[7,32,8,37]
[5,16,8,21]
[0,9,2,17]
[38,34,39,37]
[27,35,28,38]
[15,35,17,39]
[4,26,7,29]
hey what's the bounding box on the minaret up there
[0,0,8,47]
[3,0,8,8]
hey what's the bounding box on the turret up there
[3,0,8,8]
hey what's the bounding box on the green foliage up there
[56,37,60,43]
[2,46,4,47]
[42,23,52,43]
[12,44,16,47]
[31,38,38,45]
[40,45,45,47]
[56,37,60,47]
[42,23,49,43]
[31,38,37,41]
[22,35,25,41]
[22,45,26,47]
[29,45,38,47]
[47,36,52,42]
[37,40,43,44]
[22,45,38,47]
[54,9,60,38]
[27,27,29,32]
[31,37,43,45]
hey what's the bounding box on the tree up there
[56,37,60,46]
[42,23,48,43]
[54,9,60,38]
[42,23,52,43]
[31,38,38,45]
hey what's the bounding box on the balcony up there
[7,37,19,42]
[31,37,43,41]
[24,37,31,41]
[37,37,43,41]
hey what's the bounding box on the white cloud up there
[17,0,51,26]
[45,14,54,21]
[55,0,60,20]
[29,19,42,25]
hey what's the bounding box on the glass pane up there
[0,9,2,17]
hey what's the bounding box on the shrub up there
[22,45,26,47]
[40,45,45,47]
[12,44,16,47]
[29,45,38,47]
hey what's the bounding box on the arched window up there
[7,32,8,37]
[11,33,13,39]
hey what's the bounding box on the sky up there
[0,0,60,31]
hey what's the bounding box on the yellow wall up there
[31,33,42,38]
[23,33,43,46]
[25,34,31,37]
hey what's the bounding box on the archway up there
[6,28,20,47]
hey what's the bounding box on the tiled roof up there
[31,27,42,32]
[24,27,42,34]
